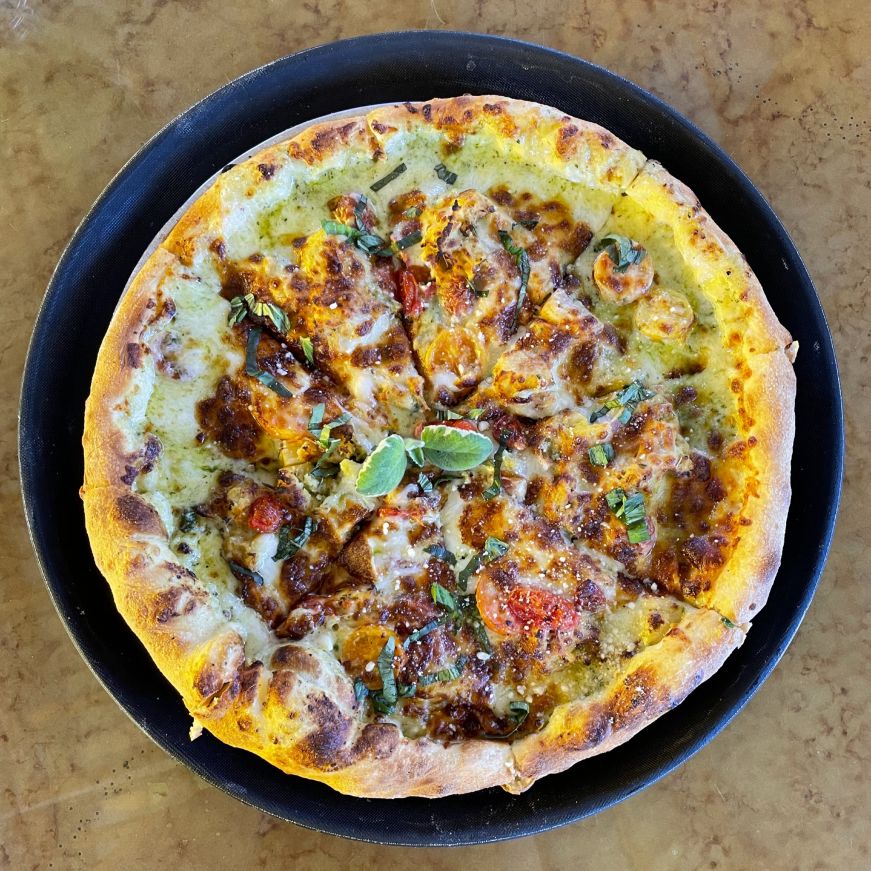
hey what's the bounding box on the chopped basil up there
[226,560,263,586]
[245,327,293,398]
[588,442,615,467]
[353,194,369,230]
[722,616,737,629]
[460,596,492,653]
[498,230,530,331]
[354,678,369,704]
[395,229,423,251]
[370,162,407,192]
[434,162,458,185]
[228,294,250,326]
[589,380,654,424]
[416,472,433,495]
[228,293,289,334]
[435,408,462,421]
[482,445,505,500]
[421,424,493,472]
[402,206,422,219]
[457,536,509,590]
[467,408,485,420]
[605,488,650,544]
[594,234,647,273]
[431,582,458,612]
[177,507,198,533]
[509,700,530,725]
[403,618,444,648]
[322,216,393,259]
[516,218,539,230]
[356,434,408,497]
[307,403,325,433]
[300,336,315,366]
[425,544,457,566]
[311,437,341,480]
[418,655,467,686]
[273,516,316,561]
[376,636,398,705]
[467,277,488,298]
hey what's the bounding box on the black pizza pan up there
[19,32,843,846]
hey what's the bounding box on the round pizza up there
[81,96,797,797]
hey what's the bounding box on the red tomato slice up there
[508,586,579,632]
[397,270,422,318]
[248,494,284,534]
[476,576,579,635]
[442,419,478,432]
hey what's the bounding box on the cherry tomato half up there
[248,494,284,534]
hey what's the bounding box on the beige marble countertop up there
[2,1,867,867]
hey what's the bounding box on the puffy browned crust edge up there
[81,98,792,797]
[625,161,796,624]
[508,607,745,789]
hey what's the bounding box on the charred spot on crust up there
[257,162,276,180]
[271,645,321,675]
[114,493,163,535]
[296,694,353,770]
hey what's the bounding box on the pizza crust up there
[82,96,795,797]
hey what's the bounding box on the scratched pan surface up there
[19,32,843,846]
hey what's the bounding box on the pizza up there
[81,96,797,798]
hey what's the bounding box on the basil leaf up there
[371,694,395,715]
[483,536,509,561]
[354,194,369,231]
[300,336,315,366]
[421,424,493,471]
[509,700,530,723]
[606,488,650,544]
[482,445,505,500]
[370,162,407,192]
[322,219,358,237]
[459,596,492,652]
[466,408,485,420]
[227,560,263,586]
[403,617,445,648]
[177,507,198,533]
[397,682,417,698]
[457,537,509,590]
[435,408,462,421]
[589,380,653,425]
[354,678,369,704]
[356,434,408,496]
[498,230,530,330]
[627,523,651,544]
[419,655,467,686]
[307,403,325,433]
[434,162,458,185]
[588,442,614,467]
[228,295,248,326]
[594,234,647,273]
[377,636,398,705]
[273,516,316,561]
[403,437,425,467]
[424,544,457,566]
[431,582,458,612]
[395,229,423,251]
[245,327,293,398]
